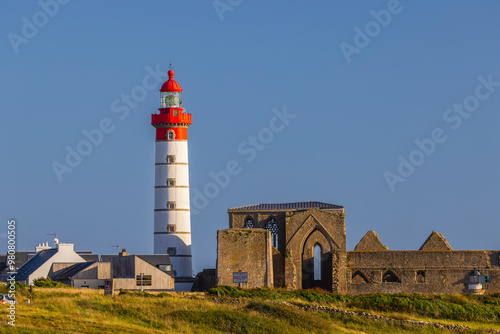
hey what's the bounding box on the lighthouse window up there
[168,131,175,140]
[167,155,175,164]
[167,178,175,187]
[172,110,178,117]
[167,225,176,232]
[167,202,176,209]
[167,247,177,256]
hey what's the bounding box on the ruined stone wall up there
[284,208,346,292]
[347,250,500,294]
[230,212,286,253]
[272,247,285,288]
[216,229,273,288]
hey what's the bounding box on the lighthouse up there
[152,69,194,291]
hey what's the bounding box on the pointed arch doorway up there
[301,228,333,291]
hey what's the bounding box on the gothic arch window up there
[265,217,278,248]
[244,216,254,228]
[313,244,322,281]
[382,270,401,283]
[168,130,175,140]
[416,270,425,283]
[352,271,370,284]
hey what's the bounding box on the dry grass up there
[0,287,498,333]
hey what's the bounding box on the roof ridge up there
[228,201,343,211]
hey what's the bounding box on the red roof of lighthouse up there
[160,70,183,92]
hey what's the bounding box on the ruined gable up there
[354,230,388,251]
[419,231,453,251]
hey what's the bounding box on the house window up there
[168,131,175,140]
[136,275,152,286]
[265,217,279,248]
[244,216,254,228]
[158,264,172,272]
[167,225,175,232]
[167,155,175,164]
[167,202,175,210]
[98,285,105,289]
[167,178,175,187]
[167,247,177,256]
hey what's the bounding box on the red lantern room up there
[160,70,183,108]
[152,69,191,141]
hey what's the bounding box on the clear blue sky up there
[1,1,500,273]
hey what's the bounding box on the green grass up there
[209,286,500,322]
[0,285,498,333]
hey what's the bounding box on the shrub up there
[33,277,71,288]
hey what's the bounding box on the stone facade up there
[216,202,500,295]
[216,229,273,289]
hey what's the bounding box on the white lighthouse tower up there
[152,69,194,291]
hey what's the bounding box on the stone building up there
[216,201,500,294]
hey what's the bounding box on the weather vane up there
[169,58,173,70]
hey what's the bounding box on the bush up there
[33,277,71,288]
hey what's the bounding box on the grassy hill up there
[1,285,499,333]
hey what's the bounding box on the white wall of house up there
[28,244,85,284]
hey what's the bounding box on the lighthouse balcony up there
[152,112,191,126]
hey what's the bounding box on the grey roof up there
[101,254,171,266]
[99,255,116,263]
[52,261,96,280]
[228,201,343,212]
[137,255,172,266]
[79,254,99,261]
[16,249,58,280]
[4,251,35,268]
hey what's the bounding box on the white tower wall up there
[153,139,193,291]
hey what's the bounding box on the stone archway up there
[301,228,333,291]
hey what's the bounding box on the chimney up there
[35,241,52,252]
[119,248,129,256]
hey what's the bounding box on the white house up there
[16,243,85,285]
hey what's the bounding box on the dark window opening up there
[416,270,425,283]
[352,271,370,284]
[383,270,401,283]
[244,216,254,228]
[266,217,279,248]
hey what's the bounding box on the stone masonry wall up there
[347,250,500,295]
[217,229,273,288]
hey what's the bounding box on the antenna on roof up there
[47,232,59,245]
[168,58,173,70]
[111,245,120,251]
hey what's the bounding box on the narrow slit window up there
[314,244,322,281]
